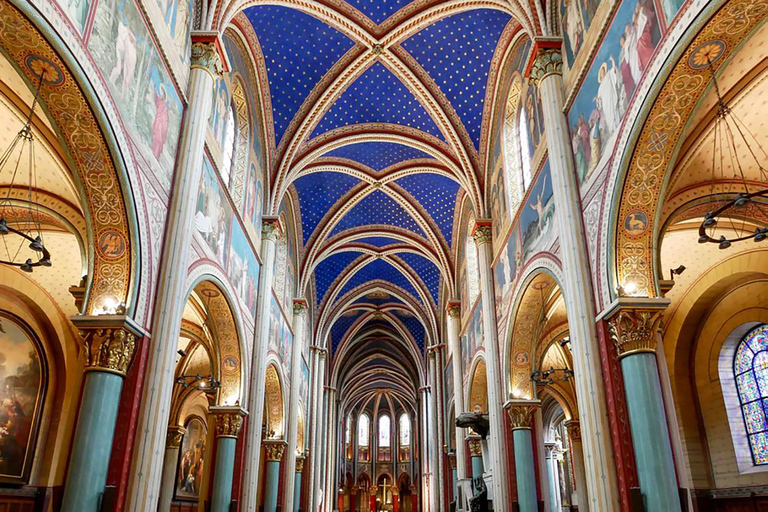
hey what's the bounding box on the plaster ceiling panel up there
[0,53,54,132]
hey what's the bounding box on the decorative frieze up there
[211,406,246,438]
[72,314,144,377]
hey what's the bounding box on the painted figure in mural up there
[109,0,138,99]
[60,0,90,33]
[176,419,206,499]
[529,176,548,237]
[151,70,170,159]
[562,0,585,63]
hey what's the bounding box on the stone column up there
[545,444,562,512]
[241,218,283,510]
[446,303,468,485]
[604,299,681,512]
[210,407,246,512]
[308,348,327,512]
[294,456,306,512]
[419,387,430,511]
[61,315,143,512]
[434,346,447,512]
[125,35,224,512]
[263,440,287,512]
[284,299,308,512]
[157,426,186,512]
[447,452,457,504]
[467,435,484,481]
[427,347,442,512]
[528,42,620,511]
[323,387,338,512]
[565,420,589,512]
[471,222,511,506]
[507,400,540,512]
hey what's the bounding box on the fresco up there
[560,0,600,68]
[519,161,556,260]
[245,163,264,235]
[461,302,484,385]
[444,357,454,414]
[522,82,545,157]
[0,314,44,484]
[210,76,232,145]
[493,223,522,331]
[228,222,260,316]
[175,417,206,500]
[89,0,183,189]
[300,358,310,451]
[568,0,662,183]
[268,295,294,376]
[661,0,686,25]
[489,112,509,244]
[194,157,233,263]
[157,0,192,62]
[58,0,90,33]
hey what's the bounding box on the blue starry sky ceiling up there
[329,190,426,239]
[244,5,355,144]
[324,142,434,172]
[402,9,512,149]
[344,0,414,24]
[334,259,424,307]
[294,171,361,244]
[313,251,364,306]
[394,173,460,245]
[395,253,441,305]
[331,310,366,351]
[353,236,404,248]
[311,63,444,140]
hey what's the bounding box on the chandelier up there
[0,70,51,271]
[697,55,768,249]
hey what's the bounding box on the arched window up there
[502,79,524,216]
[378,414,391,448]
[345,414,352,445]
[220,102,237,187]
[518,108,532,191]
[399,413,411,446]
[466,219,480,307]
[358,413,370,448]
[734,324,768,464]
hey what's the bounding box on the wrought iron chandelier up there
[176,373,221,390]
[697,56,768,249]
[531,367,574,387]
[0,70,51,271]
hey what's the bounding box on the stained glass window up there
[358,413,370,448]
[378,414,391,448]
[734,324,768,465]
[399,413,411,446]
[220,102,237,187]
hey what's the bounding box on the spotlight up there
[719,235,731,250]
[177,349,187,358]
[669,265,686,280]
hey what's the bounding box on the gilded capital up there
[73,315,143,377]
[264,440,287,461]
[506,399,540,430]
[293,299,308,316]
[446,301,461,318]
[447,452,457,469]
[296,456,306,473]
[565,419,581,441]
[167,426,186,449]
[191,41,223,77]
[472,221,493,246]
[608,307,665,358]
[211,406,246,438]
[467,436,483,457]
[262,217,282,242]
[530,48,563,84]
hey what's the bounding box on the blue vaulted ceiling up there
[244,3,517,356]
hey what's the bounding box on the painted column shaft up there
[323,389,337,512]
[546,447,562,512]
[126,59,217,512]
[294,472,303,512]
[61,372,123,512]
[284,302,307,512]
[446,308,468,482]
[434,348,447,512]
[513,429,538,512]
[473,234,511,505]
[621,354,681,512]
[157,445,181,512]
[264,460,282,512]
[210,437,237,512]
[427,352,441,512]
[536,61,620,511]
[308,350,326,512]
[471,455,484,481]
[240,223,280,510]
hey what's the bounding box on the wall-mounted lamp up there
[669,265,686,281]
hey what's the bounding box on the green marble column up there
[467,436,484,481]
[264,440,287,512]
[508,401,540,512]
[294,456,305,512]
[210,407,246,512]
[61,316,142,512]
[448,452,458,503]
[608,302,681,512]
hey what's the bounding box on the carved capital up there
[607,306,665,358]
[446,301,461,318]
[166,425,186,449]
[506,399,540,430]
[190,40,223,77]
[471,221,493,246]
[264,440,287,461]
[565,419,581,441]
[467,436,483,457]
[545,442,558,458]
[447,452,457,469]
[530,48,563,84]
[211,406,246,438]
[293,299,308,316]
[295,456,306,473]
[262,217,282,242]
[72,315,143,377]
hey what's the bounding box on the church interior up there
[0,0,767,511]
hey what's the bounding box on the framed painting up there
[175,417,207,500]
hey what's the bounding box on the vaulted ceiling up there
[242,1,529,385]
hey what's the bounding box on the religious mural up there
[561,0,600,69]
[157,0,192,63]
[520,161,556,260]
[568,0,662,183]
[522,81,546,159]
[493,224,522,331]
[228,222,260,316]
[58,0,90,32]
[268,295,294,377]
[0,313,45,484]
[195,157,234,263]
[444,357,454,416]
[89,0,183,189]
[461,303,484,385]
[210,76,232,146]
[175,417,206,500]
